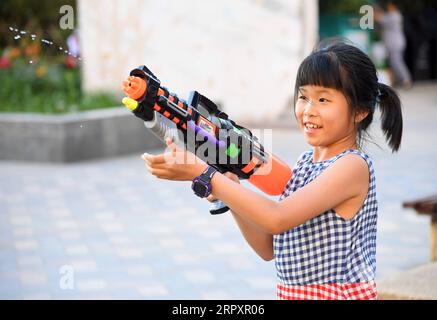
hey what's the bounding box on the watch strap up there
[198,166,217,182]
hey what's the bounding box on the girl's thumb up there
[165,137,178,156]
[165,137,175,149]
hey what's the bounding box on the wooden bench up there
[403,194,437,261]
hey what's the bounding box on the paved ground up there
[378,262,437,299]
[0,83,436,299]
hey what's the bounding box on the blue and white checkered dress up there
[274,149,377,286]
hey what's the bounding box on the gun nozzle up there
[122,97,139,111]
[122,76,147,99]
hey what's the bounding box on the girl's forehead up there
[299,85,338,95]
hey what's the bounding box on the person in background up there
[375,1,413,89]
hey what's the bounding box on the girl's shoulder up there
[339,149,374,171]
[325,149,375,176]
[294,149,374,171]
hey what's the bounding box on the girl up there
[142,41,403,300]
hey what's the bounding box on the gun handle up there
[209,200,230,215]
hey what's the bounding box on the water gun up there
[121,65,292,214]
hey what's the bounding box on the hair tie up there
[376,83,386,104]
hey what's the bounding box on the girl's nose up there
[303,99,317,117]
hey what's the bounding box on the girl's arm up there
[229,210,274,261]
[143,140,369,236]
[210,153,369,234]
[207,173,273,261]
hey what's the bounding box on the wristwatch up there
[191,166,217,198]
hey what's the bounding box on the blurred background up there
[0,0,436,299]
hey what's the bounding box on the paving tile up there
[200,290,232,300]
[68,259,99,273]
[138,283,170,298]
[14,239,39,252]
[19,270,48,286]
[65,245,90,256]
[17,255,44,268]
[77,278,108,291]
[183,269,216,284]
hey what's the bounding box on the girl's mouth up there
[304,122,322,134]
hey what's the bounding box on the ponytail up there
[377,83,403,152]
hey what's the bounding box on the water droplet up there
[59,47,63,51]
[64,50,68,54]
[80,125,83,128]
[29,60,33,64]
[20,30,26,34]
[14,28,19,32]
[9,27,14,31]
[14,35,21,40]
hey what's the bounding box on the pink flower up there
[64,55,77,69]
[0,56,11,69]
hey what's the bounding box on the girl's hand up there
[206,172,240,203]
[142,137,208,181]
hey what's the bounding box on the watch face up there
[192,180,210,197]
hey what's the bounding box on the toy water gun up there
[122,65,292,214]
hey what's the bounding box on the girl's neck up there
[312,137,358,163]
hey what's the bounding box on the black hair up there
[294,40,403,152]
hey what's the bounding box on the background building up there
[78,0,318,123]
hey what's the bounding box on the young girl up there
[142,42,403,300]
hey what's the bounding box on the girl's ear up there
[354,110,369,123]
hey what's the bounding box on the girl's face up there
[295,85,356,148]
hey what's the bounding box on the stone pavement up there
[378,262,437,299]
[0,83,436,299]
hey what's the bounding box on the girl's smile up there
[304,121,323,134]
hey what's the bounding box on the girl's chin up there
[303,136,323,146]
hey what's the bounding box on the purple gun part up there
[187,120,226,149]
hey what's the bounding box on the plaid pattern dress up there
[274,149,378,300]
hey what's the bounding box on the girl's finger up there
[141,153,149,164]
[165,137,177,150]
[165,137,181,158]
[144,153,167,165]
[206,195,216,202]
[146,165,169,179]
[141,153,152,164]
[165,136,173,145]
[223,172,240,183]
[146,162,168,170]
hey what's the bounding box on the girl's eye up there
[319,98,330,103]
[298,95,307,101]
